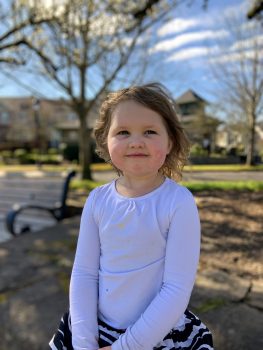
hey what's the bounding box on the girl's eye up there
[145,130,157,135]
[117,130,129,135]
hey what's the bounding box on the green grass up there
[182,180,263,192]
[57,271,70,294]
[71,179,105,191]
[92,163,263,172]
[194,298,226,313]
[184,164,263,172]
[70,179,263,193]
[0,293,7,304]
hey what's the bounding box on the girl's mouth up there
[126,154,148,157]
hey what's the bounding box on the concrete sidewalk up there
[0,217,262,350]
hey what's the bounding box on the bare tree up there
[0,0,184,179]
[210,16,263,165]
[1,0,210,178]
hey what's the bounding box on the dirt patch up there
[195,191,263,281]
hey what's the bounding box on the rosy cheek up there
[155,150,167,160]
[108,142,124,165]
[108,140,118,153]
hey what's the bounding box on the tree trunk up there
[246,113,256,166]
[79,115,92,180]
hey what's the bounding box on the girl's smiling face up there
[107,100,172,179]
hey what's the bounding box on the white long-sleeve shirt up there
[70,178,200,350]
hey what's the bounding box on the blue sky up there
[0,0,261,107]
[143,0,259,102]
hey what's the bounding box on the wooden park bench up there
[5,170,78,237]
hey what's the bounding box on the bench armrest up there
[5,169,77,237]
[5,204,60,236]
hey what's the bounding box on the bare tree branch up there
[247,0,263,20]
[210,16,263,165]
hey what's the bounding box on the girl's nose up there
[129,135,144,148]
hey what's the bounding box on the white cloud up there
[211,49,260,64]
[209,31,263,64]
[231,35,263,51]
[166,47,208,62]
[157,18,199,37]
[152,29,228,53]
[240,20,258,32]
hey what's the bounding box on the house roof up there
[175,89,207,104]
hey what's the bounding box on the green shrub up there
[32,153,62,165]
[1,150,13,164]
[13,149,29,164]
[13,149,26,157]
[48,148,59,155]
[190,143,206,156]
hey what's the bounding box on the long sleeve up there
[112,189,200,350]
[70,189,100,350]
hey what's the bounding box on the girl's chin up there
[112,161,165,177]
[121,168,161,177]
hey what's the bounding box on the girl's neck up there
[116,173,165,198]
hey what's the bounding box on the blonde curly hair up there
[94,83,190,181]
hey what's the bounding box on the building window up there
[0,111,9,124]
[68,131,78,141]
[55,106,66,113]
[20,103,30,110]
[67,113,77,121]
[19,111,28,120]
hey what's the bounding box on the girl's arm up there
[70,190,100,350]
[112,188,200,350]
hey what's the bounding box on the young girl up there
[49,83,213,350]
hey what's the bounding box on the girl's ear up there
[167,139,173,154]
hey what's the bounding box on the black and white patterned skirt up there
[49,310,213,349]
